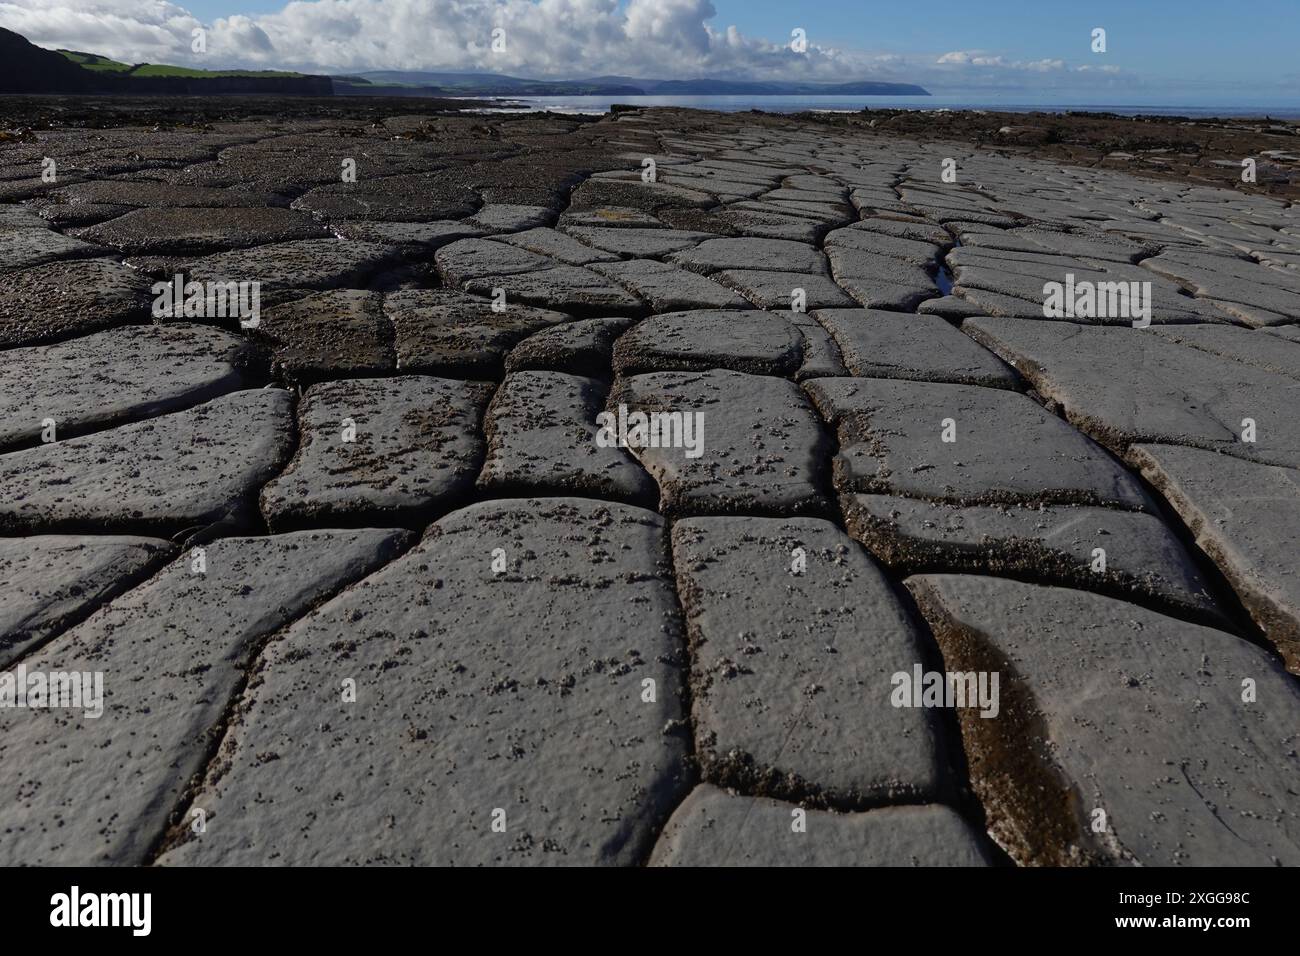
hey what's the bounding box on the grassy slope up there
[60,50,304,79]
[59,50,131,72]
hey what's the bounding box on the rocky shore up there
[1,103,1298,867]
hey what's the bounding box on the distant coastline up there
[478,94,1300,120]
[334,71,929,98]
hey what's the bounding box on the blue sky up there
[3,0,1296,102]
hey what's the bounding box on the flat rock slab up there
[805,378,1150,509]
[966,317,1300,469]
[477,371,655,506]
[650,785,992,866]
[0,323,257,449]
[462,265,645,317]
[333,219,484,250]
[0,228,101,273]
[0,389,294,536]
[570,177,714,214]
[0,534,175,669]
[906,574,1300,867]
[717,270,857,310]
[950,260,1232,326]
[590,259,750,311]
[1150,324,1300,382]
[669,237,826,275]
[613,310,802,377]
[39,204,133,228]
[157,498,691,866]
[671,516,945,805]
[54,180,273,209]
[257,289,393,381]
[0,258,151,348]
[825,224,948,266]
[563,226,714,258]
[715,208,822,244]
[464,204,554,233]
[612,369,831,517]
[827,247,938,300]
[291,176,479,223]
[75,207,328,255]
[0,529,410,866]
[844,494,1220,623]
[558,206,664,230]
[814,309,1018,389]
[435,238,555,285]
[1265,325,1300,345]
[385,289,569,376]
[1131,443,1300,673]
[504,316,637,379]
[262,376,492,531]
[184,240,400,304]
[499,227,619,266]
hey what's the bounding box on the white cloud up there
[937,51,1006,67]
[0,0,1136,87]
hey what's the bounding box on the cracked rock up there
[672,516,946,805]
[0,389,294,535]
[262,376,492,530]
[157,498,691,866]
[0,529,410,865]
[907,574,1300,867]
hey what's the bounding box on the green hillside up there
[59,50,305,79]
[59,50,131,72]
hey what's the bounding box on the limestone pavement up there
[1,107,1297,867]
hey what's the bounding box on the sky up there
[1,0,1296,102]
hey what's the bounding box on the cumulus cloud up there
[937,51,1006,67]
[0,0,1136,87]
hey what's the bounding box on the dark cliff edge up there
[0,28,332,96]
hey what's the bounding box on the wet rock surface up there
[907,574,1300,867]
[2,105,1297,867]
[1131,443,1300,672]
[843,494,1221,622]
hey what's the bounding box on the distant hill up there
[336,71,929,98]
[334,72,645,96]
[588,76,930,96]
[0,28,332,95]
[0,27,99,92]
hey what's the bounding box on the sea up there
[470,93,1300,119]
